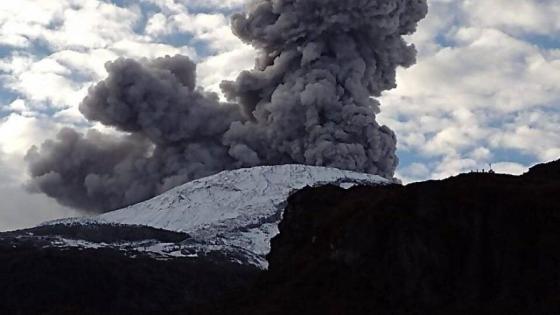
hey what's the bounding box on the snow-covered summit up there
[44,165,393,267]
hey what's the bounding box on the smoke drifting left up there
[26,0,428,213]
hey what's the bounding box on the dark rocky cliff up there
[1,159,559,314]
[0,225,259,315]
[225,159,560,314]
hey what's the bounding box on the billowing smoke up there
[26,0,428,213]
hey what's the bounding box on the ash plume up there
[26,0,428,213]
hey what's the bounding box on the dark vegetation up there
[1,159,559,314]
[0,243,258,315]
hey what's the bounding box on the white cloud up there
[145,12,169,36]
[144,0,248,11]
[397,162,431,183]
[0,113,61,156]
[143,4,246,54]
[110,39,196,59]
[0,0,201,113]
[462,0,560,36]
[492,162,528,176]
[469,147,492,161]
[198,45,255,93]
[380,0,560,181]
[0,149,79,232]
[432,155,479,179]
[0,0,143,51]
[489,110,560,161]
[181,0,248,9]
[0,114,80,231]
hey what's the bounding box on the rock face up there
[2,160,560,315]
[0,165,390,315]
[0,242,259,315]
[221,159,560,314]
[41,165,391,268]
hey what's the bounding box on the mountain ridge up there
[2,160,559,314]
[215,158,560,314]
[31,164,392,268]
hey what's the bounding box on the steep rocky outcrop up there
[0,165,388,315]
[2,160,559,314]
[225,159,560,314]
[41,165,390,269]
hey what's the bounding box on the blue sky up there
[0,0,559,230]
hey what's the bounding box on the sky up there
[0,0,559,231]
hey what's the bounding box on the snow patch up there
[42,165,393,268]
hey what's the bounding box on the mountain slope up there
[0,242,258,315]
[41,165,392,267]
[219,159,560,314]
[2,160,560,314]
[0,164,391,314]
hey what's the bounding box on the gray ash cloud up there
[26,0,428,213]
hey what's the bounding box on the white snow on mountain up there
[43,165,394,268]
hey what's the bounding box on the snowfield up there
[43,165,394,268]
